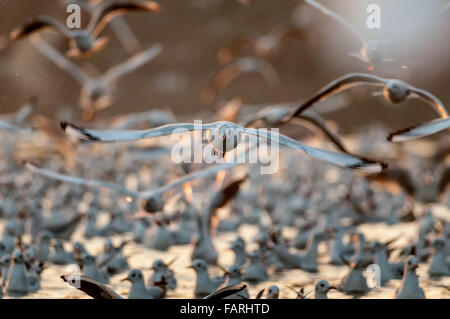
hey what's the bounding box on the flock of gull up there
[0,0,449,299]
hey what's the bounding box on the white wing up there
[30,34,89,84]
[25,162,139,198]
[305,0,366,44]
[240,127,385,173]
[0,120,33,132]
[61,121,222,142]
[388,117,450,143]
[101,43,163,84]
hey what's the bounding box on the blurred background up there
[0,0,449,134]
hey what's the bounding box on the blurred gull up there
[9,1,161,58]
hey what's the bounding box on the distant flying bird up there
[30,34,162,119]
[305,0,450,69]
[9,0,160,58]
[217,23,314,63]
[60,0,143,55]
[283,73,448,140]
[201,57,281,104]
[59,120,386,172]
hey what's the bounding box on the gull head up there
[384,79,409,104]
[12,250,25,264]
[315,280,336,294]
[152,259,167,272]
[189,259,208,273]
[143,195,164,213]
[267,285,279,298]
[72,33,96,52]
[405,255,419,272]
[228,265,242,278]
[206,122,241,155]
[122,269,144,283]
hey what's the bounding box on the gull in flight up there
[30,34,162,119]
[217,23,314,63]
[60,120,386,172]
[305,0,450,69]
[9,0,160,58]
[60,0,143,55]
[201,57,281,104]
[283,73,448,140]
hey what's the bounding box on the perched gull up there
[305,0,450,68]
[314,280,337,299]
[217,23,314,63]
[9,0,160,58]
[30,34,162,119]
[395,255,426,299]
[59,120,386,172]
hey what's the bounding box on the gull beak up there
[121,277,130,282]
[412,264,419,270]
[187,265,194,269]
[329,286,337,290]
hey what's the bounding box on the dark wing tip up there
[387,122,424,143]
[60,121,100,141]
[346,157,388,174]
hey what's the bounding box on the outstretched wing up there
[30,35,89,84]
[305,0,366,44]
[101,43,162,84]
[241,127,386,173]
[61,121,220,142]
[87,0,161,36]
[13,97,37,124]
[204,284,247,300]
[286,73,386,120]
[408,86,448,118]
[388,117,450,143]
[25,162,139,198]
[10,16,72,41]
[61,275,123,299]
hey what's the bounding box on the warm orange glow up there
[182,182,193,203]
